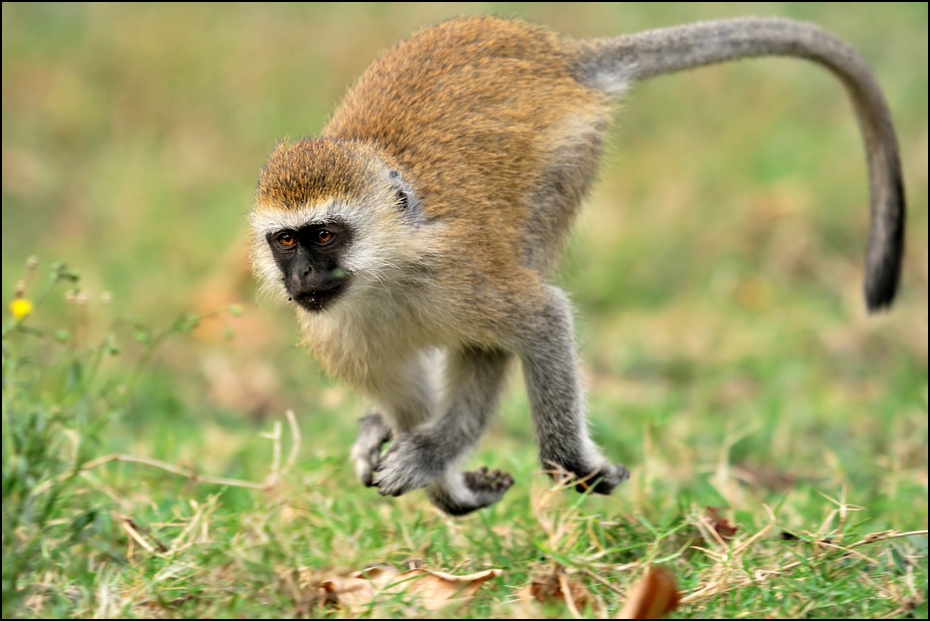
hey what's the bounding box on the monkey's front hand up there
[373,431,446,496]
[376,431,515,514]
[350,412,393,487]
[372,430,516,506]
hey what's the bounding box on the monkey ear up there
[387,169,421,216]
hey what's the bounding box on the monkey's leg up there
[351,350,440,487]
[521,285,630,494]
[374,347,513,509]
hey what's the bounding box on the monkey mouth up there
[292,284,345,312]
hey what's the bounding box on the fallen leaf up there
[312,564,501,613]
[320,569,389,612]
[616,566,680,619]
[394,567,502,610]
[704,507,738,542]
[519,566,601,616]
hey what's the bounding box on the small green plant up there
[1,258,240,617]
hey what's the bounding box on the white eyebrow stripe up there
[249,204,335,236]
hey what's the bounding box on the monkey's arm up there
[578,17,904,310]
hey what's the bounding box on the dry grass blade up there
[119,515,168,554]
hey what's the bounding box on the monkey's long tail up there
[578,17,905,311]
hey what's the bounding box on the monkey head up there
[250,138,428,314]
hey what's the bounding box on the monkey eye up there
[314,229,336,245]
[275,232,297,247]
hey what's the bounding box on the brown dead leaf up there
[319,568,389,612]
[616,566,680,619]
[314,564,501,613]
[704,507,738,541]
[519,566,601,616]
[394,567,502,610]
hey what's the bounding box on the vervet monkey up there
[250,16,905,515]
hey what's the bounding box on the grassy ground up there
[3,3,927,618]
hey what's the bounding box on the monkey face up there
[250,138,441,321]
[266,220,352,312]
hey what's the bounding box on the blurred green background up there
[2,2,927,517]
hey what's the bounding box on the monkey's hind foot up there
[548,461,630,495]
[576,462,630,495]
[465,466,514,497]
[426,467,514,516]
[350,412,393,487]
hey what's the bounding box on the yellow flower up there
[10,298,34,320]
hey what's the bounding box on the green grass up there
[2,3,927,618]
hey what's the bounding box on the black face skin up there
[267,220,352,312]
